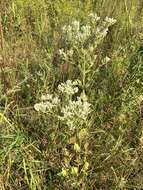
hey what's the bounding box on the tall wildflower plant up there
[34,13,116,189]
[58,13,116,90]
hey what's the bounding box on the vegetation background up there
[0,0,143,189]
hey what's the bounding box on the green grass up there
[1,0,143,189]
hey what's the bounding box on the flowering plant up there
[34,12,116,189]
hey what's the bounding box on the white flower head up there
[104,56,111,63]
[88,13,100,22]
[58,80,79,96]
[72,20,80,32]
[105,17,117,25]
[34,93,60,113]
[34,102,53,112]
[59,49,65,55]
[59,96,92,128]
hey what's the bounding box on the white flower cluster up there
[58,80,79,96]
[34,93,60,113]
[59,49,73,60]
[61,13,116,47]
[105,16,117,25]
[34,80,92,128]
[62,20,91,45]
[94,16,116,44]
[80,25,91,42]
[59,96,91,127]
[88,13,100,22]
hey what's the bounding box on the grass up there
[0,0,143,189]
